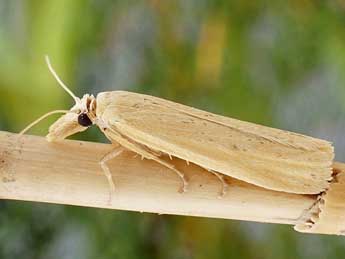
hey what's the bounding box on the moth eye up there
[78,113,92,127]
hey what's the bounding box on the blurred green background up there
[1,1,345,258]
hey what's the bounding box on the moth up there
[20,56,334,201]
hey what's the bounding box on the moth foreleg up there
[209,171,229,198]
[100,145,125,203]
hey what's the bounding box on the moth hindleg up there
[100,145,125,202]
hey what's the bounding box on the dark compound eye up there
[78,113,92,127]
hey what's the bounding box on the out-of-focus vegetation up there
[1,1,345,258]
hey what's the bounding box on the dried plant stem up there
[0,131,343,234]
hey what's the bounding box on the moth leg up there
[209,171,228,198]
[100,146,125,203]
[103,128,187,193]
[147,154,188,193]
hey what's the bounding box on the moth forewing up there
[96,91,334,195]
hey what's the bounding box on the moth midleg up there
[208,170,229,198]
[100,145,125,202]
[103,127,188,193]
[143,151,188,193]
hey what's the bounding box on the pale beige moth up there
[20,56,334,200]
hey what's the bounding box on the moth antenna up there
[45,55,80,104]
[19,110,71,136]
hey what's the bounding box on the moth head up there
[47,94,97,141]
[19,56,97,141]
